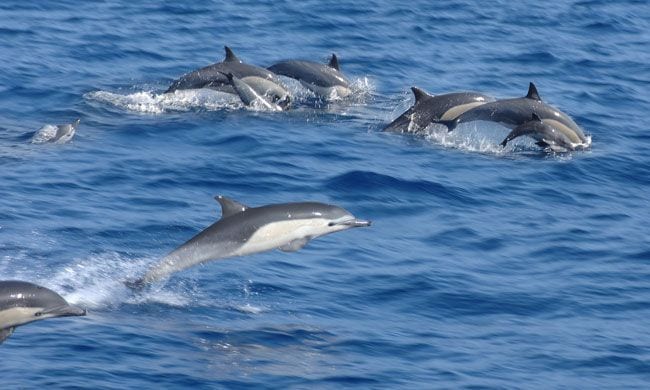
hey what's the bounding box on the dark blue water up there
[1,0,649,388]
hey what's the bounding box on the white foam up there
[84,89,240,114]
[2,252,194,310]
[30,124,59,144]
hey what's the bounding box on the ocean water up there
[1,0,649,388]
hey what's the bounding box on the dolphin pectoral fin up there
[279,237,311,252]
[434,118,459,132]
[215,196,249,218]
[0,327,15,343]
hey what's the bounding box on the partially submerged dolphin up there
[435,82,588,144]
[165,46,283,94]
[32,119,80,144]
[222,73,290,111]
[0,280,86,344]
[500,113,587,152]
[383,87,495,133]
[267,54,351,99]
[128,196,371,288]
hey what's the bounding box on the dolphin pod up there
[0,281,86,344]
[127,196,371,289]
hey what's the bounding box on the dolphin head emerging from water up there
[0,280,86,344]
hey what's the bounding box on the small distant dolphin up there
[32,119,80,144]
[500,113,585,152]
[165,46,283,94]
[435,82,588,143]
[52,118,80,143]
[383,87,495,133]
[128,196,371,288]
[268,54,351,99]
[0,280,86,344]
[222,73,290,111]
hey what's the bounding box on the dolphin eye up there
[35,312,42,317]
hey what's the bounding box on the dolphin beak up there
[330,218,371,228]
[43,305,87,317]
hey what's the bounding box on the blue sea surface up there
[1,0,649,388]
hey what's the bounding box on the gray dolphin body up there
[500,113,581,152]
[437,83,588,144]
[51,118,80,143]
[383,87,495,133]
[129,196,371,288]
[267,54,351,99]
[223,73,290,111]
[165,47,283,94]
[0,281,86,344]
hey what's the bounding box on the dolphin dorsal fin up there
[328,54,340,70]
[531,113,542,122]
[526,82,541,100]
[224,46,241,63]
[411,87,432,103]
[214,196,248,218]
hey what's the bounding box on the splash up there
[30,125,66,144]
[2,252,193,310]
[84,89,241,114]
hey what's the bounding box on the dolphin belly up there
[439,102,490,121]
[300,80,351,99]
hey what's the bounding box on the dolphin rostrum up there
[435,82,588,144]
[267,54,351,99]
[500,113,585,152]
[222,73,289,111]
[0,280,86,344]
[165,46,283,94]
[128,196,371,288]
[383,87,495,133]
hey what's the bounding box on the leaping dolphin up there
[435,82,588,144]
[500,113,587,152]
[267,54,351,99]
[128,196,371,288]
[165,46,283,94]
[0,280,86,344]
[383,87,495,133]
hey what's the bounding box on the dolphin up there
[51,118,80,143]
[0,280,86,344]
[435,82,588,143]
[128,196,371,288]
[222,73,289,111]
[500,113,584,152]
[383,87,495,133]
[267,54,351,99]
[165,46,283,94]
[32,119,80,144]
